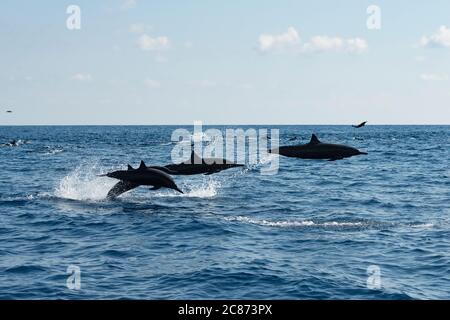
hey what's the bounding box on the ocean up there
[0,125,449,299]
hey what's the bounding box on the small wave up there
[225,216,437,231]
[5,265,46,274]
[42,146,64,155]
[410,223,434,228]
[225,216,364,228]
[27,146,64,155]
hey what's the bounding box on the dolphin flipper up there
[107,181,139,199]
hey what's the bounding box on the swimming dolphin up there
[6,110,12,113]
[270,134,367,161]
[147,151,244,176]
[2,139,19,147]
[101,161,183,199]
[352,121,367,128]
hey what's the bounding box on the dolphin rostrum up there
[270,134,367,161]
[352,121,367,128]
[147,151,244,176]
[101,161,183,199]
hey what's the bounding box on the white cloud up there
[258,27,367,54]
[345,38,368,54]
[137,34,170,51]
[420,73,448,81]
[144,78,161,89]
[420,26,450,48]
[121,0,136,10]
[71,73,92,82]
[304,36,343,52]
[304,36,367,53]
[258,27,300,52]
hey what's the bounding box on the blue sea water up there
[0,125,449,300]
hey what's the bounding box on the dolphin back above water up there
[352,121,367,128]
[102,161,183,199]
[270,134,367,161]
[148,151,244,175]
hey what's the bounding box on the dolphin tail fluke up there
[107,181,139,199]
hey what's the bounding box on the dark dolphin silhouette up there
[2,139,20,147]
[101,161,183,199]
[147,151,244,176]
[352,121,367,128]
[6,110,13,113]
[270,134,367,161]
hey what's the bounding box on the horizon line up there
[0,123,449,127]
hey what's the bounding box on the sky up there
[1,0,450,125]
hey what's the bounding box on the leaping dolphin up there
[352,121,367,128]
[270,134,367,161]
[101,161,183,199]
[147,151,244,176]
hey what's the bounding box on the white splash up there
[154,179,220,198]
[411,223,434,228]
[54,163,116,201]
[184,179,220,198]
[42,146,64,155]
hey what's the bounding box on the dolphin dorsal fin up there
[309,134,321,145]
[139,160,146,170]
[127,165,134,171]
[189,150,203,164]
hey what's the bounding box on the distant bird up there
[352,121,367,128]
